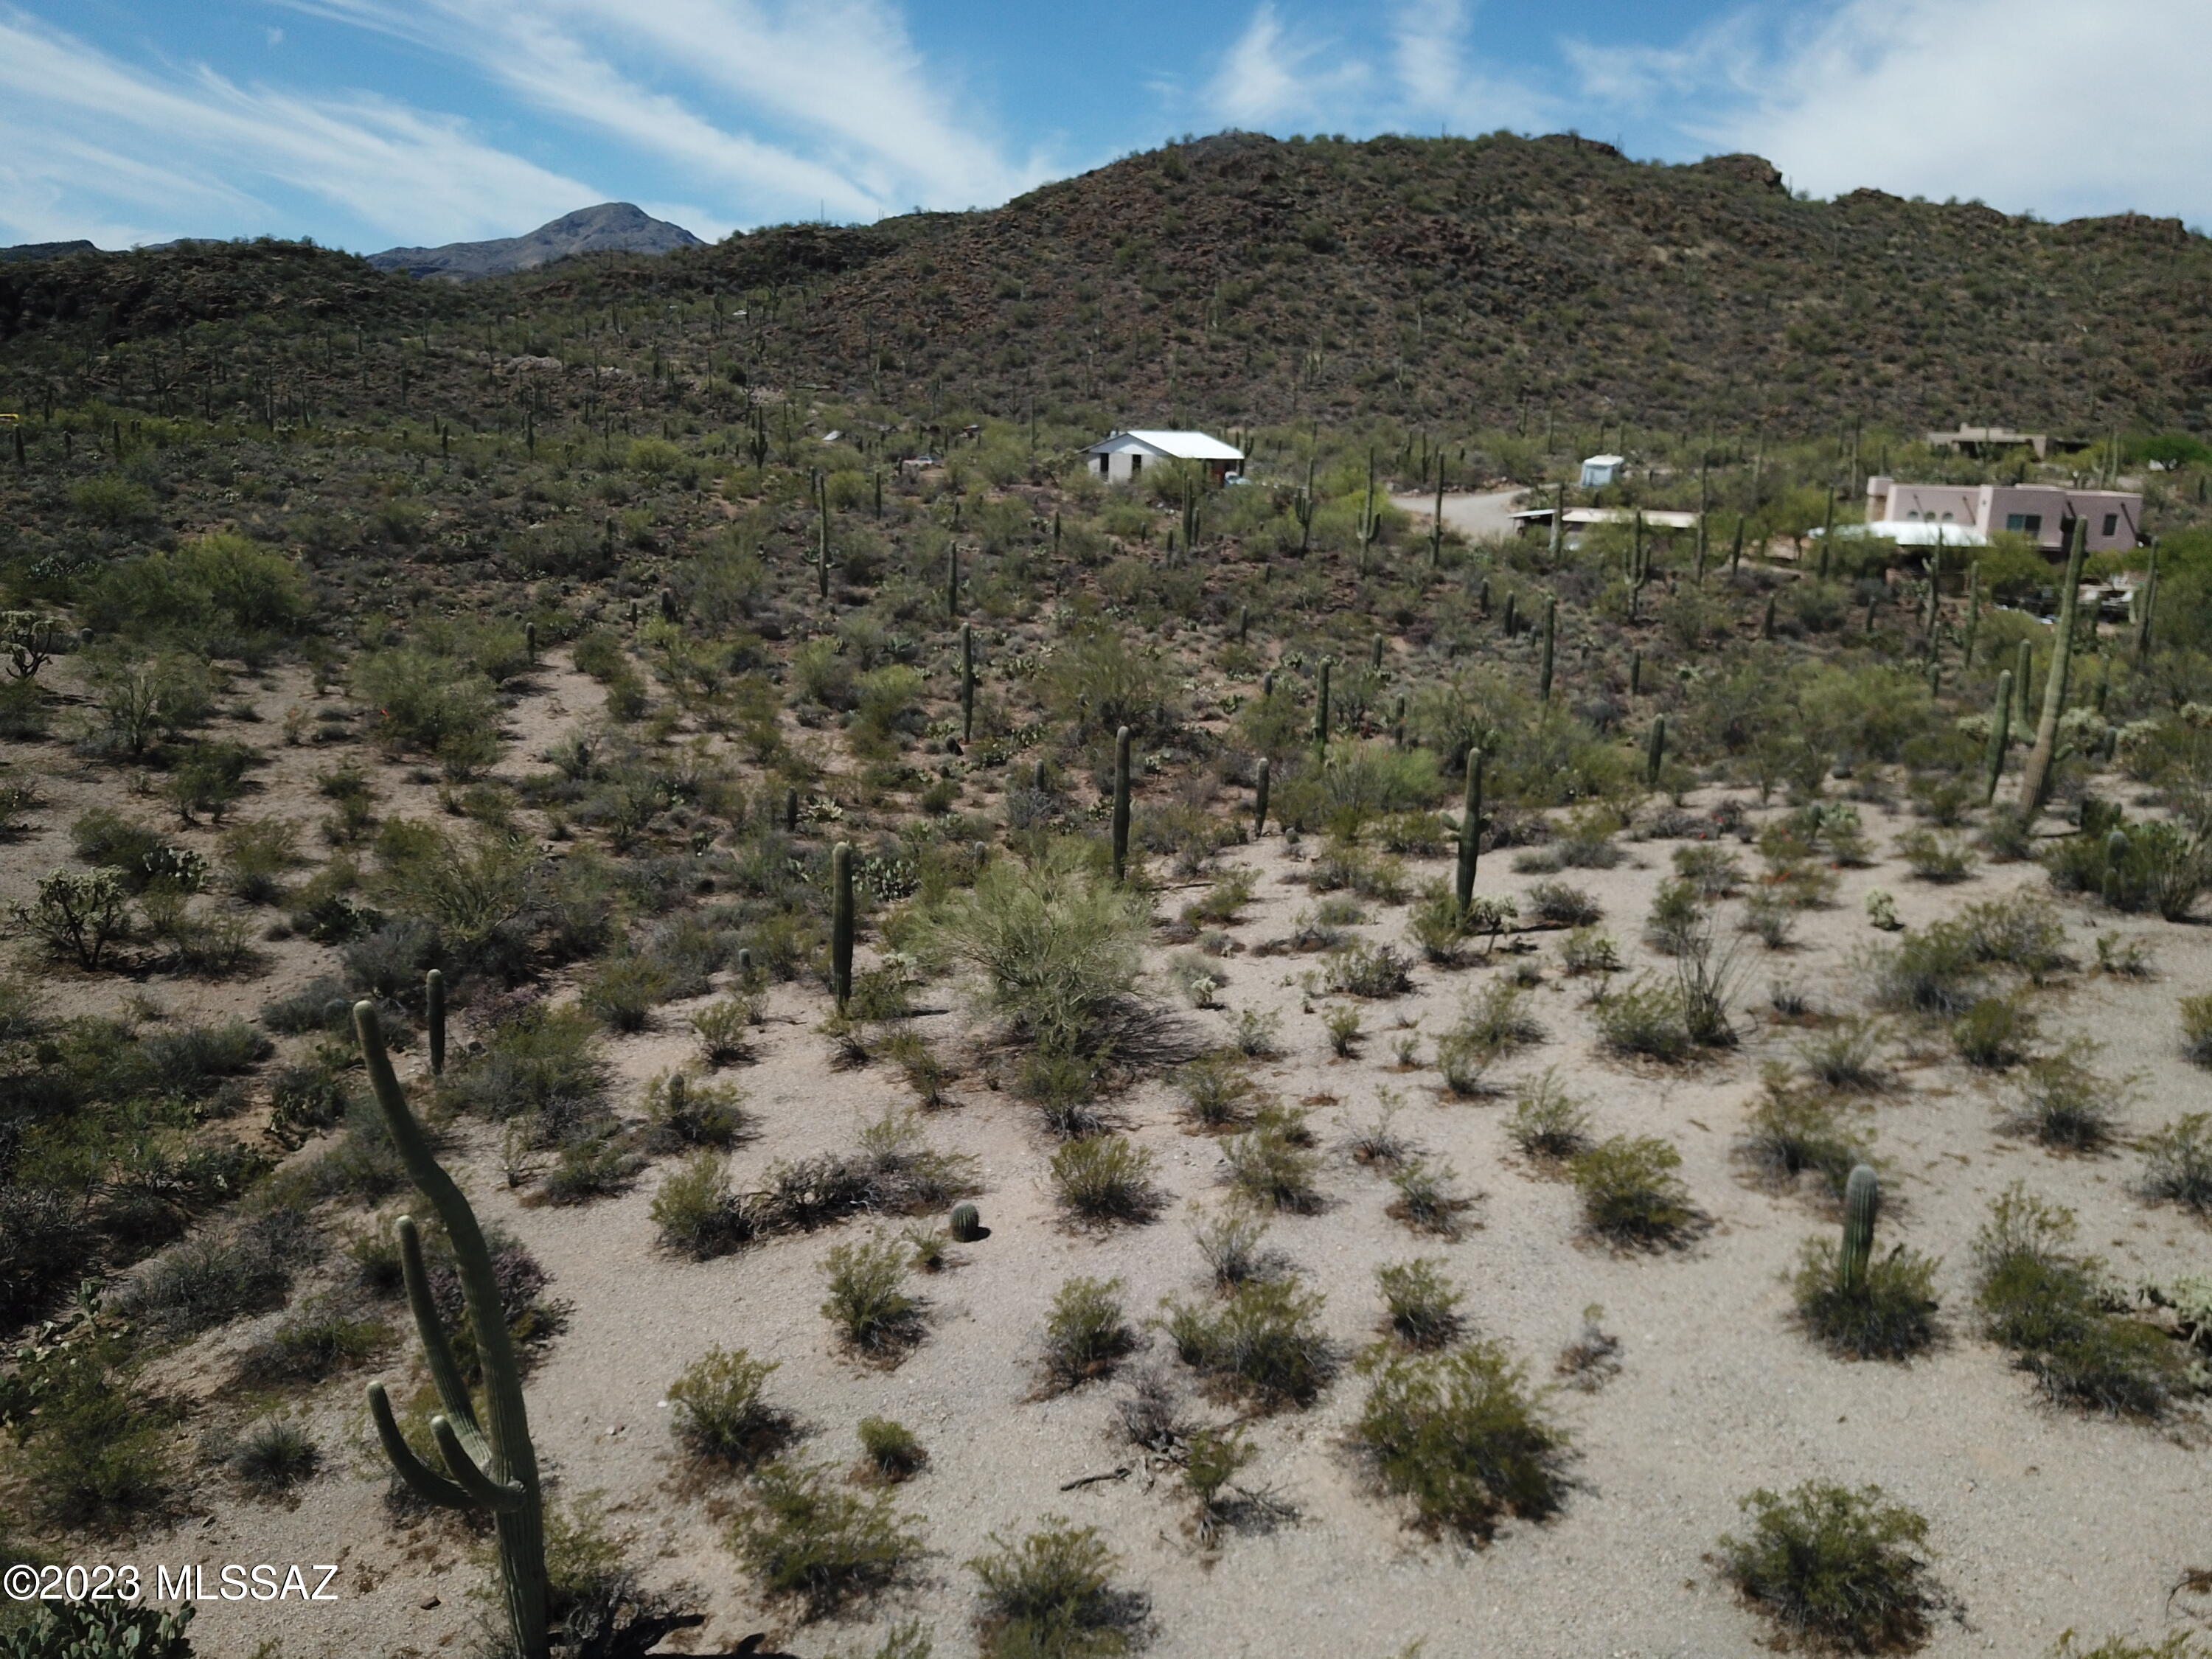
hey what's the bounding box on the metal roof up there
[1083,429,1245,461]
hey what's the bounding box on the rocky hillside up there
[366,202,703,282]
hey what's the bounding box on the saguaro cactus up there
[1253,757,1270,838]
[1629,650,1642,698]
[1838,1164,1879,1295]
[831,842,855,1011]
[1454,749,1484,914]
[1314,659,1332,754]
[358,1004,549,1659]
[1538,594,1557,703]
[425,968,447,1077]
[784,786,799,832]
[959,624,975,742]
[1501,591,1518,638]
[946,539,960,621]
[2014,639,2033,728]
[1963,561,1982,666]
[1370,633,1385,671]
[1760,593,1776,640]
[2135,544,2160,661]
[524,621,537,665]
[1981,669,2013,805]
[2017,519,2090,815]
[1646,715,1667,790]
[1110,726,1133,883]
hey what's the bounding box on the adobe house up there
[1082,430,1245,484]
[1863,476,2142,555]
[1924,425,2073,461]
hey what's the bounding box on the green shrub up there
[1717,1481,1938,1654]
[1952,994,2037,1069]
[1040,1276,1138,1393]
[117,1211,312,1340]
[1376,1258,1464,1348]
[1795,1017,1887,1091]
[1973,1185,2177,1416]
[2140,1113,2212,1214]
[1350,1340,1572,1540]
[1386,1158,1470,1238]
[355,647,503,762]
[0,1601,195,1658]
[1176,1049,1256,1130]
[1190,1207,1282,1290]
[667,1346,796,1467]
[2002,1046,2126,1152]
[856,1417,928,1484]
[1160,1278,1333,1410]
[650,1153,757,1259]
[440,1004,608,1124]
[1506,1070,1592,1160]
[1792,1239,1941,1361]
[2182,992,2212,1068]
[692,995,762,1066]
[540,1133,644,1204]
[232,1416,321,1495]
[968,1517,1145,1659]
[13,867,133,970]
[642,1071,751,1151]
[1323,1004,1363,1057]
[1868,921,1985,1017]
[1526,880,1601,925]
[250,1301,389,1382]
[578,954,673,1032]
[1593,976,1692,1061]
[1323,939,1415,998]
[1569,1136,1695,1246]
[1736,1077,1871,1197]
[10,1352,178,1531]
[1050,1135,1163,1225]
[1220,1110,1322,1212]
[2046,818,2211,921]
[822,1232,922,1356]
[728,1458,922,1616]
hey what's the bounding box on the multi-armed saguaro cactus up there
[1537,595,1557,704]
[1455,749,1485,916]
[959,624,975,743]
[1837,1163,1879,1295]
[1313,659,1332,754]
[1646,715,1667,790]
[2017,518,2090,815]
[830,841,855,1011]
[425,968,447,1077]
[1253,757,1270,838]
[1110,726,1133,883]
[358,1004,549,1659]
[1981,669,2013,805]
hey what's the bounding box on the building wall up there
[1864,477,2141,553]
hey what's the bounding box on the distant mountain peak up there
[366,203,702,282]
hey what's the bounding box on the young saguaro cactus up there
[946,538,960,622]
[425,967,447,1077]
[1538,594,1557,704]
[1111,726,1133,883]
[1838,1163,1879,1295]
[831,841,855,1012]
[959,623,975,743]
[1455,748,1485,914]
[1645,714,1667,790]
[2017,519,2090,815]
[1981,669,2013,805]
[1253,757,1270,838]
[1314,659,1332,754]
[357,1004,549,1659]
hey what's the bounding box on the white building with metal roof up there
[1082,429,1245,484]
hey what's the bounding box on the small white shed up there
[1082,429,1245,484]
[1579,453,1626,488]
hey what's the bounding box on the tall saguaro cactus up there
[425,968,447,1077]
[1538,594,1557,704]
[1454,749,1485,914]
[1253,757,1270,838]
[1838,1164,1879,1295]
[1314,658,1332,754]
[959,623,975,742]
[1110,726,1133,883]
[1645,715,1667,790]
[2135,543,2160,662]
[946,538,960,622]
[831,841,855,1011]
[358,1004,548,1659]
[2017,519,2090,815]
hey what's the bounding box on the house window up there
[2004,512,2041,533]
[1129,454,1142,474]
[2102,513,2118,537]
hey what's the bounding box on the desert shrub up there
[1229,1005,1282,1058]
[116,1210,312,1340]
[927,847,1150,1058]
[755,1110,977,1231]
[1176,1049,1255,1130]
[1867,921,1985,1017]
[1953,894,2070,977]
[2139,1113,2212,1214]
[1974,1184,2177,1416]
[667,1346,796,1467]
[1041,1276,1138,1392]
[1506,1070,1592,1160]
[1051,1135,1164,1225]
[0,1601,196,1658]
[1792,1235,1941,1361]
[1896,829,1975,883]
[1350,1340,1572,1540]
[539,1133,644,1204]
[231,1416,321,1494]
[8,1350,178,1531]
[439,1004,608,1124]
[1376,1258,1464,1348]
[1558,925,1621,976]
[1043,626,1175,742]
[1794,1016,1886,1091]
[1160,1278,1334,1409]
[1673,843,1745,897]
[650,1153,757,1259]
[1593,975,1692,1061]
[1323,1004,1363,1057]
[13,867,134,970]
[692,994,762,1066]
[822,1232,922,1355]
[1387,1158,1470,1238]
[1737,1080,1871,1198]
[2181,993,2212,1067]
[250,1301,389,1382]
[2001,1046,2126,1152]
[847,1419,927,1489]
[2046,817,2211,921]
[968,1517,1146,1659]
[1952,995,2035,1069]
[1323,939,1415,998]
[640,1071,750,1152]
[1717,1481,1938,1654]
[1191,1206,1283,1290]
[578,953,673,1032]
[1526,880,1601,926]
[1570,1136,1695,1246]
[1182,866,1258,925]
[728,1458,922,1616]
[1220,1110,1322,1212]
[1644,876,1705,955]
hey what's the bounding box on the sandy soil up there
[1388,488,1528,543]
[10,658,2212,1659]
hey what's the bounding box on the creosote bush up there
[1376,1258,1464,1349]
[1570,1135,1697,1247]
[1040,1276,1138,1393]
[1160,1278,1334,1410]
[2139,1113,2212,1214]
[1792,1238,1941,1361]
[1050,1135,1164,1225]
[728,1458,922,1617]
[821,1232,923,1357]
[1506,1070,1593,1161]
[856,1417,928,1484]
[667,1346,796,1467]
[969,1517,1146,1659]
[1350,1340,1572,1541]
[1717,1481,1939,1654]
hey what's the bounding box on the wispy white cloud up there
[1562,0,2212,224]
[285,0,1055,223]
[1199,0,1546,139]
[0,7,597,247]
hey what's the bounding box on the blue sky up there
[1,0,2203,252]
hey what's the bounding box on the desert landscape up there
[4,132,2212,1659]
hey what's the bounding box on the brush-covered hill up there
[4,131,2211,439]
